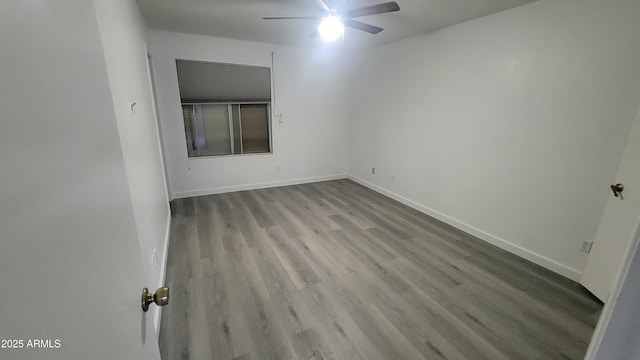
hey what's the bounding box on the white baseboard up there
[348,175,583,282]
[153,211,172,333]
[172,174,348,199]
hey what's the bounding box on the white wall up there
[349,0,640,280]
[148,31,351,199]
[95,0,171,329]
[0,1,159,358]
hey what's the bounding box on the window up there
[182,102,271,157]
[176,60,272,158]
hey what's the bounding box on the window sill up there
[187,152,273,160]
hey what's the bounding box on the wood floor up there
[159,179,602,360]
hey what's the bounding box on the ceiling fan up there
[263,0,400,41]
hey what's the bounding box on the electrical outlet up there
[371,167,376,175]
[580,240,593,254]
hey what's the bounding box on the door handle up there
[611,183,624,200]
[142,287,169,312]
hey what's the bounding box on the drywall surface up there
[95,0,171,330]
[349,0,640,279]
[0,1,159,359]
[148,30,350,198]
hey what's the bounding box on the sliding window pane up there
[184,104,231,157]
[240,104,270,153]
[182,105,195,154]
[201,104,231,156]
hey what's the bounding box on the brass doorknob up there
[142,287,169,312]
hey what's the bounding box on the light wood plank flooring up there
[159,179,601,360]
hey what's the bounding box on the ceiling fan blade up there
[343,1,400,18]
[311,0,331,12]
[343,19,383,34]
[262,16,320,20]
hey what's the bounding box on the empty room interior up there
[2,0,640,359]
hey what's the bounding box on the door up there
[581,104,640,302]
[0,2,161,359]
[585,222,640,359]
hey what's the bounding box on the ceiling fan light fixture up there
[318,16,344,42]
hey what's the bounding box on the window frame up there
[181,101,272,159]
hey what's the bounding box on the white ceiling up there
[136,0,539,49]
